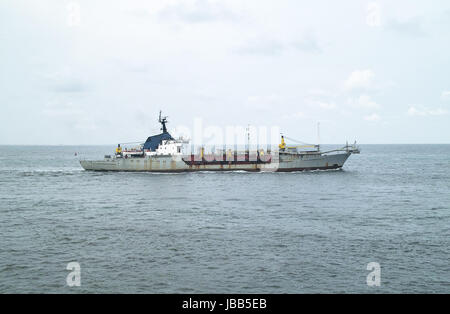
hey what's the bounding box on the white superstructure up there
[145,138,189,156]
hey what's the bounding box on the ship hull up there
[79,152,351,172]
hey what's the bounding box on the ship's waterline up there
[80,152,352,172]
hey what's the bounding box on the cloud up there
[407,106,448,116]
[441,91,450,101]
[236,39,284,56]
[307,99,336,110]
[157,0,239,24]
[3,1,450,145]
[237,33,322,57]
[386,17,427,37]
[126,65,150,73]
[51,79,90,93]
[43,101,84,117]
[245,94,281,110]
[42,100,106,133]
[43,68,90,93]
[283,111,305,120]
[349,95,380,109]
[317,101,336,110]
[344,70,375,90]
[291,35,322,54]
[364,113,380,121]
[307,89,332,97]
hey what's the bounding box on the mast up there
[317,122,321,151]
[246,124,250,154]
[159,110,168,133]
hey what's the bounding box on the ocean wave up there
[2,168,84,176]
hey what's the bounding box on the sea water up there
[0,145,448,293]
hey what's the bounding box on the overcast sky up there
[1,0,450,144]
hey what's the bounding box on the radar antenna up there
[159,110,168,133]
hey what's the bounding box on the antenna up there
[317,122,321,151]
[246,124,250,152]
[317,122,321,144]
[158,110,168,133]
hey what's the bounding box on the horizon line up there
[1,143,450,146]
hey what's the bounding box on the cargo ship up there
[79,112,359,172]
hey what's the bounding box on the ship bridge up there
[143,111,174,151]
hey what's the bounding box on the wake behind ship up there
[80,112,360,172]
